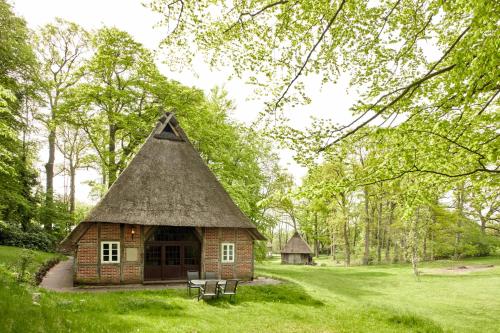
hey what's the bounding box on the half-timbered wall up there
[74,224,254,284]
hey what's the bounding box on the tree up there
[0,0,38,230]
[180,87,267,223]
[468,183,500,235]
[55,121,90,215]
[150,0,499,183]
[33,19,89,229]
[70,27,164,187]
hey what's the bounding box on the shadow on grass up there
[51,290,189,318]
[328,270,394,278]
[388,313,444,333]
[200,283,324,308]
[115,297,185,315]
[258,266,390,299]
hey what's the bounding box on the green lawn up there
[0,245,61,274]
[1,246,499,333]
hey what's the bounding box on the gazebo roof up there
[281,232,313,254]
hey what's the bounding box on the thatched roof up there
[62,113,265,248]
[281,232,313,254]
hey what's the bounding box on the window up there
[101,241,120,263]
[221,243,235,263]
[153,114,183,141]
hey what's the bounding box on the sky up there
[12,0,357,204]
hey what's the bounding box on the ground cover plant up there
[1,246,499,333]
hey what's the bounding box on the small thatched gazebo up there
[281,232,313,265]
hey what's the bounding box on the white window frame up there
[221,243,235,263]
[101,241,120,264]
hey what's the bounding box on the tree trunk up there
[20,108,32,231]
[352,221,357,255]
[44,127,56,231]
[430,230,435,261]
[339,193,350,266]
[343,219,350,267]
[385,202,395,263]
[108,124,117,187]
[314,212,319,257]
[480,216,486,234]
[422,228,428,261]
[362,187,371,265]
[278,222,282,251]
[69,163,76,214]
[332,232,337,262]
[411,208,421,277]
[454,182,465,259]
[393,240,399,263]
[401,234,407,262]
[377,201,383,263]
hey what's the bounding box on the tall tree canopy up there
[68,27,164,187]
[0,0,38,229]
[33,19,89,229]
[150,0,499,182]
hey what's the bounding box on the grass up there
[0,245,61,274]
[1,246,499,333]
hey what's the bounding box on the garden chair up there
[186,270,200,296]
[205,271,217,280]
[198,280,219,301]
[218,279,239,302]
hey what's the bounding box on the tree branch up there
[319,64,456,151]
[224,0,290,34]
[319,25,471,151]
[272,0,347,112]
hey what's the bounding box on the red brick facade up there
[74,224,254,285]
[202,228,254,280]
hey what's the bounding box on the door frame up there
[143,227,201,281]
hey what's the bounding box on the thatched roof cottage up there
[281,232,313,265]
[61,113,265,284]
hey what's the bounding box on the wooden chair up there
[218,279,239,302]
[187,270,200,296]
[205,271,217,280]
[198,280,219,301]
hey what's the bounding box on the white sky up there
[12,0,357,204]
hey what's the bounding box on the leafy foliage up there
[0,0,38,231]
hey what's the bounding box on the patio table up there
[190,279,226,287]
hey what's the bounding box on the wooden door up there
[144,227,201,281]
[163,245,182,279]
[144,245,162,280]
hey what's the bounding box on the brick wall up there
[122,224,142,283]
[75,224,99,283]
[202,228,254,280]
[74,222,143,285]
[74,224,255,285]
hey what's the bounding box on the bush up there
[254,240,267,262]
[16,249,35,283]
[0,223,56,252]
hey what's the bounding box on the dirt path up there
[423,264,495,275]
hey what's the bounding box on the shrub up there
[0,223,56,252]
[16,249,35,283]
[254,240,267,262]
